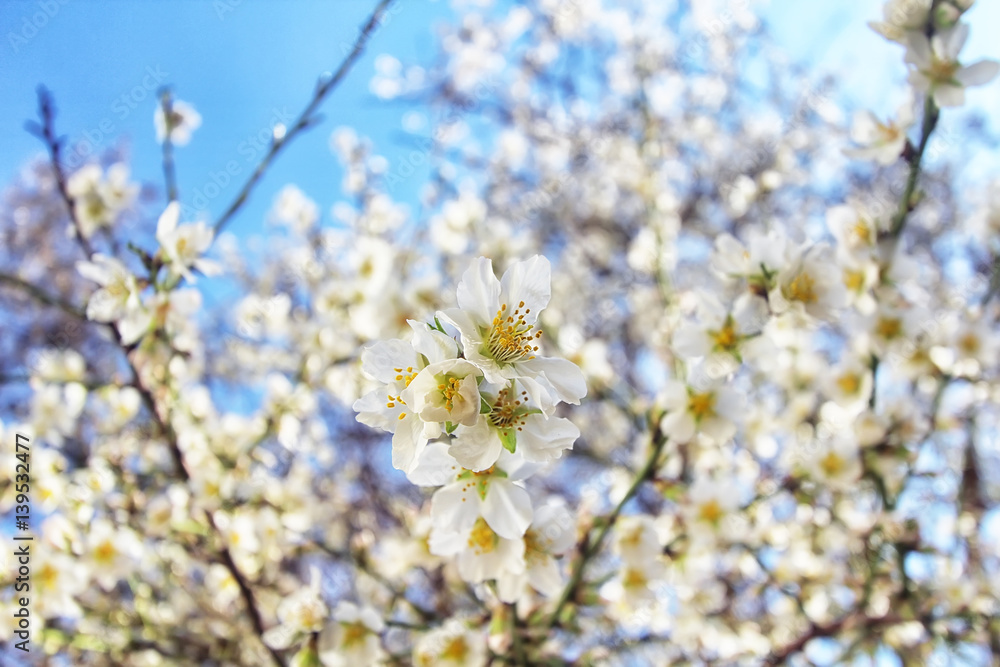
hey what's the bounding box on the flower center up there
[836,373,861,395]
[622,567,649,589]
[697,499,724,525]
[843,269,866,292]
[39,563,58,589]
[524,529,546,564]
[467,517,498,555]
[95,541,117,564]
[875,121,901,144]
[875,317,902,340]
[85,196,106,220]
[437,375,466,412]
[488,387,529,430]
[928,56,960,84]
[441,636,470,661]
[688,391,716,421]
[850,220,872,245]
[341,622,369,648]
[387,366,419,417]
[487,301,541,364]
[787,272,817,304]
[819,452,846,477]
[959,333,980,355]
[393,366,418,386]
[297,604,323,632]
[709,319,738,351]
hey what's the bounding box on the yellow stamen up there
[787,272,817,304]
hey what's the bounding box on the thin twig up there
[31,87,94,258]
[213,0,398,237]
[547,415,667,629]
[0,271,86,318]
[31,91,286,667]
[158,88,179,202]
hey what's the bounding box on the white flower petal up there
[391,414,427,473]
[482,479,533,539]
[521,356,587,405]
[934,83,966,108]
[450,419,504,472]
[359,339,416,384]
[431,483,481,534]
[527,556,563,597]
[661,410,695,443]
[499,255,551,324]
[516,415,579,464]
[156,201,180,241]
[956,60,1000,87]
[456,256,501,326]
[409,320,459,363]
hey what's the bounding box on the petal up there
[409,319,459,364]
[499,255,551,324]
[496,571,528,603]
[520,355,587,404]
[700,415,736,443]
[456,256,501,326]
[661,410,695,444]
[956,60,1000,87]
[660,380,688,409]
[353,388,400,433]
[117,309,152,345]
[497,449,541,482]
[515,374,559,416]
[934,84,965,108]
[482,479,533,539]
[849,110,878,144]
[452,374,482,426]
[527,556,563,597]
[904,32,931,67]
[672,324,710,358]
[733,293,769,334]
[516,415,579,464]
[407,441,462,486]
[431,482,481,534]
[156,201,180,240]
[333,602,360,623]
[87,289,124,322]
[533,503,576,554]
[941,23,969,60]
[76,256,113,285]
[450,420,504,472]
[391,414,427,473]
[359,339,416,384]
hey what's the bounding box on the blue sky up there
[0,0,997,239]
[0,0,453,238]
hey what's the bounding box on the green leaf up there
[445,421,457,435]
[499,428,517,453]
[480,397,493,414]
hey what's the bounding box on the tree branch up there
[547,414,666,629]
[212,0,399,236]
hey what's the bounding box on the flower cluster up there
[355,256,584,601]
[2,0,999,665]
